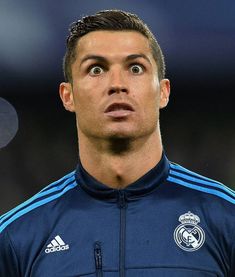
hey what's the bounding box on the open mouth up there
[105,103,134,113]
[104,103,135,118]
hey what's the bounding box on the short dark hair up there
[63,9,166,82]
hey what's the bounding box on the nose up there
[108,68,128,95]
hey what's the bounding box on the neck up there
[78,129,163,189]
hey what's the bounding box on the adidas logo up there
[45,235,69,254]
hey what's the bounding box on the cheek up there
[73,79,95,105]
[142,87,159,118]
[75,76,107,102]
[73,88,102,123]
[140,81,159,105]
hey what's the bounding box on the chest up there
[25,199,228,277]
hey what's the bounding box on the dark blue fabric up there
[0,154,234,276]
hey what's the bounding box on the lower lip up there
[105,110,134,118]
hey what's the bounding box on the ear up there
[159,79,170,109]
[59,82,75,112]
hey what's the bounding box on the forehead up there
[75,30,153,61]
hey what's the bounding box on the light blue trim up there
[0,181,78,233]
[39,171,75,192]
[170,163,222,183]
[167,176,235,204]
[0,172,75,223]
[170,163,235,194]
[169,169,235,198]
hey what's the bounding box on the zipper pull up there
[94,242,102,270]
[118,191,127,209]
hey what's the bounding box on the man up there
[0,10,234,277]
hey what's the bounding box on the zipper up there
[118,190,127,277]
[94,242,103,277]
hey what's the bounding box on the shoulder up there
[167,161,235,206]
[0,171,77,234]
[166,161,235,243]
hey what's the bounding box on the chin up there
[105,124,155,140]
[105,127,138,140]
[107,132,134,140]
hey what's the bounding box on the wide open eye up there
[130,64,144,74]
[89,65,104,76]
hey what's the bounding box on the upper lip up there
[104,102,135,113]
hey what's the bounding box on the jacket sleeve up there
[230,242,235,277]
[0,229,20,276]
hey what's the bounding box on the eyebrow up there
[125,54,151,64]
[80,54,152,66]
[80,55,107,66]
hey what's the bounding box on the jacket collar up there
[75,152,170,202]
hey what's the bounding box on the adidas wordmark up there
[45,235,69,254]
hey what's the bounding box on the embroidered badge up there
[174,211,205,252]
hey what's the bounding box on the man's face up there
[60,31,170,141]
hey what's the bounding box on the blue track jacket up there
[0,154,235,276]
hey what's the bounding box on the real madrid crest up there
[174,211,205,252]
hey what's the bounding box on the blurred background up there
[0,0,235,214]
